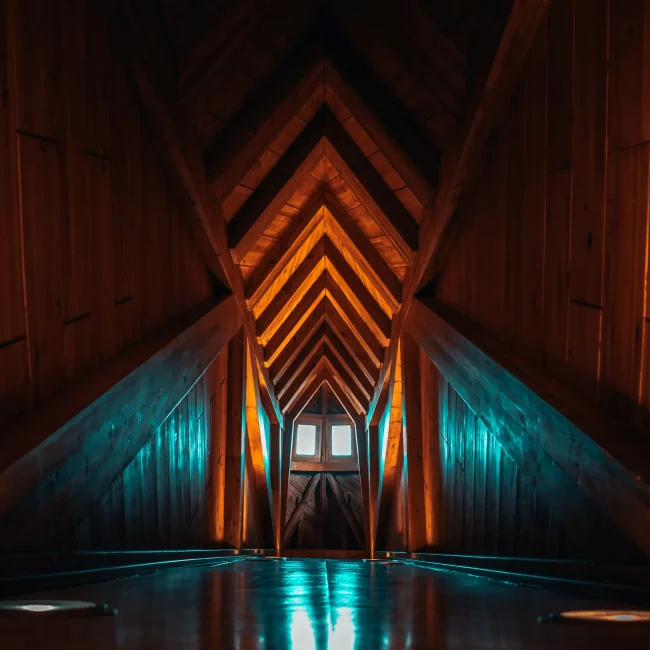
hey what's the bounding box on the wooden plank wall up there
[285,472,363,550]
[422,354,584,558]
[437,1,650,427]
[66,371,215,549]
[0,1,214,429]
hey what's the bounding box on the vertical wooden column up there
[401,333,427,552]
[354,418,372,555]
[367,382,388,557]
[279,415,295,553]
[223,327,246,549]
[270,420,282,554]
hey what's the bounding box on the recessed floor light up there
[539,610,650,624]
[0,600,116,617]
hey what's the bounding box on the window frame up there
[291,415,323,463]
[324,416,357,464]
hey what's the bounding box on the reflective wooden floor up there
[2,559,648,649]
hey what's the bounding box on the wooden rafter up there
[365,0,550,429]
[116,0,285,426]
[323,22,438,205]
[226,108,328,262]
[323,321,374,397]
[284,473,321,544]
[245,189,325,305]
[281,349,327,413]
[322,346,367,414]
[205,29,325,198]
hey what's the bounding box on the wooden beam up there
[375,346,402,550]
[245,190,325,305]
[400,332,426,552]
[323,26,438,205]
[115,0,284,426]
[326,473,364,548]
[179,0,272,104]
[281,348,327,413]
[325,274,384,366]
[205,28,324,198]
[226,108,329,262]
[323,322,374,398]
[324,238,392,341]
[323,345,368,413]
[0,296,242,549]
[244,339,275,547]
[323,110,418,261]
[269,302,326,385]
[222,327,247,550]
[284,473,321,544]
[257,238,326,341]
[323,191,402,306]
[276,323,327,399]
[365,0,550,429]
[291,460,359,472]
[324,301,378,385]
[264,273,327,364]
[408,299,650,560]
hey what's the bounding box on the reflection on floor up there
[2,559,648,649]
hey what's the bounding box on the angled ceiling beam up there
[284,472,321,544]
[325,274,384,366]
[179,0,272,104]
[326,473,364,548]
[365,0,550,429]
[280,346,327,412]
[116,0,284,426]
[226,108,329,262]
[322,347,367,414]
[323,22,438,205]
[323,108,418,261]
[245,189,325,306]
[276,322,327,400]
[324,301,378,385]
[323,191,402,306]
[264,274,327,364]
[324,238,391,341]
[204,28,324,198]
[269,301,326,385]
[256,238,326,340]
[323,322,374,398]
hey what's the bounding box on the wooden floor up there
[2,559,648,649]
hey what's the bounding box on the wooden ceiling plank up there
[227,107,330,262]
[205,27,325,198]
[323,112,418,260]
[264,274,327,364]
[324,28,438,206]
[282,352,327,413]
[325,276,384,367]
[116,0,285,426]
[324,237,392,340]
[365,0,550,429]
[257,238,326,340]
[245,190,325,305]
[324,191,402,305]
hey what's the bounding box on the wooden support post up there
[279,415,295,553]
[223,328,247,550]
[367,381,389,557]
[401,333,427,552]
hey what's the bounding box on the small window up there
[330,424,353,457]
[295,423,317,456]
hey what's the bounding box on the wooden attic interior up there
[5,1,650,636]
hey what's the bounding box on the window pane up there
[331,424,352,456]
[295,424,317,456]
